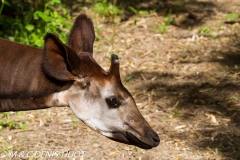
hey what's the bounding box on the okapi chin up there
[0,14,160,149]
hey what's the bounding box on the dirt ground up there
[0,0,240,160]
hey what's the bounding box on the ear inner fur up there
[68,14,95,56]
[42,33,81,81]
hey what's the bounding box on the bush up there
[0,0,72,47]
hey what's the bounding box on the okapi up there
[0,14,160,149]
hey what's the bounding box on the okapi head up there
[43,14,160,149]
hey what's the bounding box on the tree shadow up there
[115,0,216,28]
[127,70,240,159]
[63,0,216,28]
[124,26,240,159]
[211,42,240,71]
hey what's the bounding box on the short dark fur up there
[0,35,73,111]
[0,38,67,99]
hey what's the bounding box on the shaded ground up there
[0,0,240,159]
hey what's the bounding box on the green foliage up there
[199,27,211,34]
[157,11,174,34]
[17,111,24,117]
[0,120,17,130]
[95,25,102,41]
[71,116,80,129]
[129,6,155,15]
[0,112,27,131]
[173,109,181,118]
[0,119,26,131]
[0,0,7,15]
[124,74,134,83]
[18,122,26,130]
[92,0,123,18]
[2,112,10,117]
[165,115,171,119]
[0,0,72,47]
[225,13,240,20]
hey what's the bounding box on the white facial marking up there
[47,78,129,138]
[46,79,87,107]
[47,90,69,107]
[69,81,128,134]
[99,82,114,98]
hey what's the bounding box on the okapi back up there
[0,38,67,99]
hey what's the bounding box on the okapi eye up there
[106,97,121,108]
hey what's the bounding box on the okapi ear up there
[42,33,81,81]
[68,14,95,56]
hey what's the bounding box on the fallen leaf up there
[39,118,44,127]
[175,125,186,130]
[211,114,219,125]
[109,151,120,156]
[173,138,182,142]
[174,157,180,160]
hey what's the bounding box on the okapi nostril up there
[147,131,160,145]
[153,136,160,144]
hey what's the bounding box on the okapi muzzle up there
[0,14,160,149]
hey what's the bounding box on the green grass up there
[124,74,134,83]
[199,27,211,34]
[0,112,27,131]
[173,109,181,118]
[165,115,171,119]
[128,6,155,15]
[159,17,174,33]
[95,25,103,41]
[71,116,80,129]
[0,119,27,131]
[92,0,124,22]
[152,11,174,34]
[225,13,240,20]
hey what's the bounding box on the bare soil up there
[1,0,240,160]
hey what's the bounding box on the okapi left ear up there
[42,33,81,81]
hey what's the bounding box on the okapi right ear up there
[42,33,81,81]
[68,14,95,56]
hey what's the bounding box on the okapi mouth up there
[107,131,160,149]
[125,132,155,149]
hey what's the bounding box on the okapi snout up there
[122,113,160,149]
[145,129,160,147]
[126,129,160,149]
